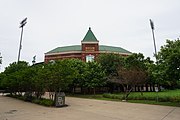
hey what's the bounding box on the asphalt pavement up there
[0,95,180,120]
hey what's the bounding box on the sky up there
[0,0,180,72]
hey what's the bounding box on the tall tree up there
[67,59,87,93]
[45,60,76,101]
[157,39,180,88]
[30,64,46,99]
[0,72,5,89]
[111,53,149,100]
[84,62,106,94]
[1,61,29,94]
[96,53,125,76]
[117,67,147,100]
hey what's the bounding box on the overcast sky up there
[0,0,180,72]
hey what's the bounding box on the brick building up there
[44,27,131,63]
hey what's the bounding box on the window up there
[86,54,94,62]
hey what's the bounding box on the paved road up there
[0,95,180,120]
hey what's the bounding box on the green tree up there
[45,60,76,101]
[29,64,46,99]
[112,53,149,100]
[117,67,148,100]
[0,72,5,89]
[157,39,180,88]
[96,53,125,76]
[67,59,87,93]
[1,61,29,94]
[84,62,106,94]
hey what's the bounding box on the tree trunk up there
[72,86,75,94]
[93,88,96,95]
[125,88,133,101]
[123,85,133,101]
[54,91,57,104]
[140,86,144,96]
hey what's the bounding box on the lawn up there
[69,89,180,107]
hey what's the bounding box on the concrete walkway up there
[0,95,179,120]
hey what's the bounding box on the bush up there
[7,94,54,107]
[37,99,54,106]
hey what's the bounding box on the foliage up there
[45,60,76,93]
[97,53,152,91]
[30,64,48,99]
[32,98,54,106]
[7,94,54,106]
[1,61,29,94]
[84,62,106,94]
[117,67,147,86]
[109,53,149,100]
[146,62,164,85]
[96,53,124,76]
[0,72,5,89]
[67,59,87,92]
[157,39,180,88]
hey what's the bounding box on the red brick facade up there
[45,52,82,63]
[45,42,99,63]
[81,43,99,61]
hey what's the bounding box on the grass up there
[68,94,120,101]
[128,100,180,107]
[69,89,180,107]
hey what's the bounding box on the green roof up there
[46,45,81,54]
[46,45,131,54]
[82,27,98,42]
[99,45,131,53]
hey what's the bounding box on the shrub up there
[32,99,41,104]
[39,99,54,106]
[32,98,54,106]
[7,94,54,107]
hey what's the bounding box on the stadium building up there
[44,27,131,63]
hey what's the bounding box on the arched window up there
[86,54,94,62]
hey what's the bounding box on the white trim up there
[45,50,131,56]
[99,51,132,55]
[81,41,99,44]
[81,51,99,54]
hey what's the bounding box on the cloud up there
[0,0,180,71]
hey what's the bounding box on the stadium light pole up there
[0,52,2,70]
[17,18,27,62]
[149,19,157,62]
[150,19,160,93]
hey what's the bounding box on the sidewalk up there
[0,95,179,120]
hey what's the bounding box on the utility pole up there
[17,18,27,62]
[149,19,157,62]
